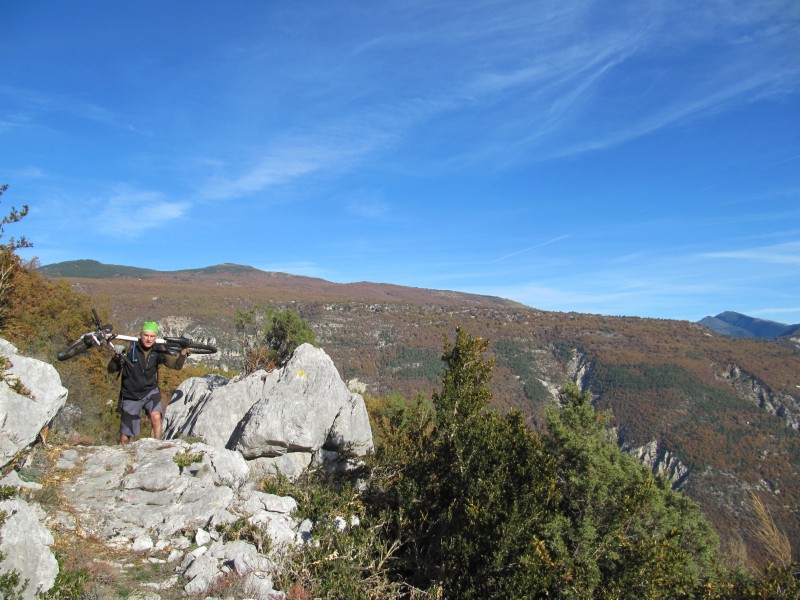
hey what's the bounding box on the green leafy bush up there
[235,307,317,373]
[0,509,27,600]
[0,184,32,330]
[217,518,272,554]
[173,448,203,472]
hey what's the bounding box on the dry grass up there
[748,491,792,568]
[722,533,749,571]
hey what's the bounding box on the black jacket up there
[108,341,185,400]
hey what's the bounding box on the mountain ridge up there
[39,259,525,309]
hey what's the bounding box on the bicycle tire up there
[57,334,96,361]
[163,337,217,355]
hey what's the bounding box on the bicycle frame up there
[57,308,217,361]
[95,331,168,347]
[81,308,168,350]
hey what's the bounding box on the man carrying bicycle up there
[108,320,189,444]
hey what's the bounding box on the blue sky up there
[2,1,799,323]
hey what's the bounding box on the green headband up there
[141,321,159,333]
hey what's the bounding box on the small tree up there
[535,382,722,597]
[235,307,316,373]
[432,326,493,430]
[0,184,32,329]
[372,327,555,596]
[264,308,317,365]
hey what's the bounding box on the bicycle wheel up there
[57,334,97,361]
[163,337,218,355]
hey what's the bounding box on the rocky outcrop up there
[566,349,593,393]
[627,440,691,489]
[51,439,302,597]
[163,344,374,478]
[0,338,68,468]
[717,364,800,431]
[0,341,371,598]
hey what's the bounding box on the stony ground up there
[14,440,296,599]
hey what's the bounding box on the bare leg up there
[150,411,163,440]
[119,434,131,445]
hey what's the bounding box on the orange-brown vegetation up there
[38,263,800,570]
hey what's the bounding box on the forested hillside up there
[37,260,800,572]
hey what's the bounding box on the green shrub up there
[235,307,317,373]
[263,469,362,524]
[38,553,91,599]
[0,509,27,600]
[217,518,272,554]
[0,184,32,330]
[0,565,25,600]
[269,470,421,599]
[173,449,203,472]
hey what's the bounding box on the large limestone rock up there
[0,338,68,468]
[0,497,59,599]
[163,344,374,475]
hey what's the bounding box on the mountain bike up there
[56,308,217,361]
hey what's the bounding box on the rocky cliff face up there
[717,363,800,431]
[625,440,691,489]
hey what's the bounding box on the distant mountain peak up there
[698,311,797,340]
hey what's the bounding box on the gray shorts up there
[119,388,162,437]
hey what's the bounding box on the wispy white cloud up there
[200,126,394,201]
[750,307,800,319]
[402,0,799,164]
[186,0,799,195]
[0,84,145,135]
[546,70,793,159]
[95,187,189,238]
[700,241,800,266]
[454,234,800,320]
[343,189,391,221]
[10,166,46,179]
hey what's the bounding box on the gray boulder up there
[0,497,59,599]
[164,373,256,448]
[163,344,373,476]
[0,338,68,468]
